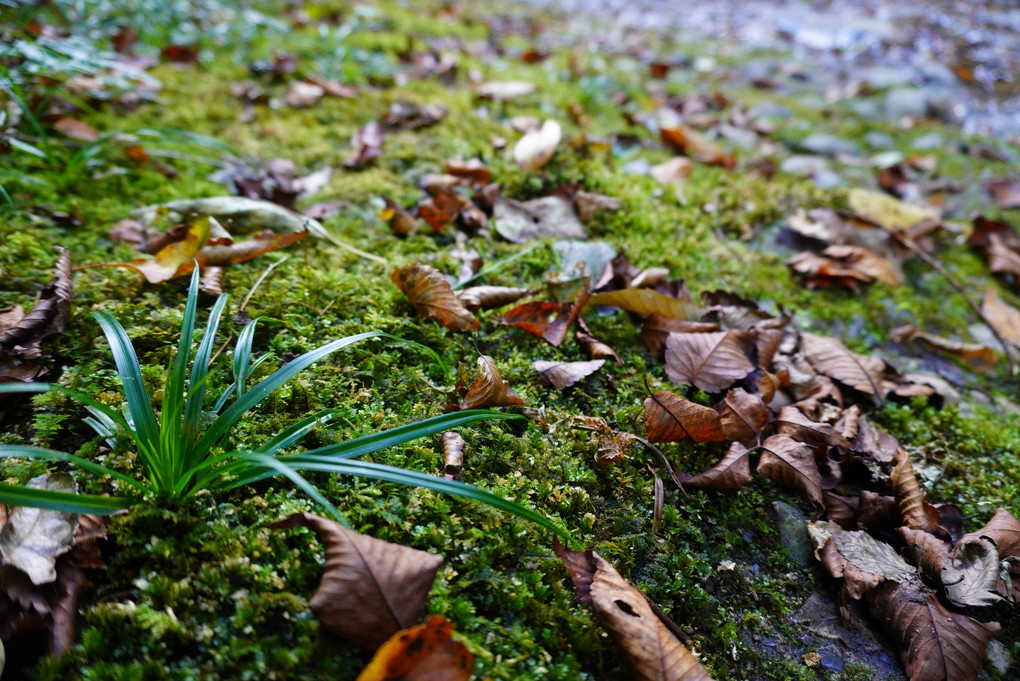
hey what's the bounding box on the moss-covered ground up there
[1,0,1019,679]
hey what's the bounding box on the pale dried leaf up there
[270,513,443,649]
[0,473,79,585]
[960,508,1020,559]
[942,538,1002,608]
[492,195,586,243]
[441,432,465,481]
[848,187,939,230]
[514,120,561,171]
[534,359,605,389]
[981,287,1020,349]
[590,289,701,321]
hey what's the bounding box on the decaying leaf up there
[789,245,902,288]
[589,289,701,321]
[801,332,884,401]
[678,442,752,491]
[575,326,622,364]
[355,616,474,681]
[380,197,421,236]
[492,195,586,243]
[986,179,1020,210]
[513,119,561,171]
[534,359,605,389]
[822,527,916,608]
[717,388,770,442]
[640,314,719,356]
[131,196,329,239]
[650,157,695,185]
[457,355,524,410]
[441,432,465,480]
[594,431,637,468]
[847,188,939,230]
[643,390,725,443]
[757,435,823,506]
[455,286,532,311]
[0,249,72,366]
[664,330,756,393]
[775,407,851,448]
[503,299,583,346]
[391,263,481,332]
[960,508,1020,559]
[345,120,385,169]
[889,325,996,371]
[941,538,1002,608]
[892,448,931,531]
[418,185,474,232]
[660,125,735,170]
[53,117,99,142]
[270,513,443,650]
[0,473,79,585]
[868,580,999,681]
[981,287,1020,349]
[573,191,622,221]
[554,546,715,681]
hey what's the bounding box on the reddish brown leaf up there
[640,314,719,356]
[534,359,605,389]
[198,229,307,268]
[418,186,471,232]
[575,326,623,364]
[775,407,851,448]
[801,332,884,401]
[664,330,756,393]
[502,300,582,346]
[868,580,999,681]
[355,616,474,681]
[789,244,901,288]
[643,390,725,443]
[757,434,823,506]
[892,447,931,531]
[391,263,480,332]
[594,431,637,468]
[345,120,384,169]
[270,513,443,650]
[679,442,752,491]
[889,324,996,371]
[445,158,491,186]
[457,355,524,410]
[717,388,770,442]
[553,546,715,681]
[660,125,735,170]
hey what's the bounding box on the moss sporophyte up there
[0,266,574,544]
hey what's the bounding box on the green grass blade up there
[262,458,575,546]
[183,291,231,459]
[255,409,343,455]
[91,311,162,476]
[0,444,150,494]
[163,267,202,480]
[0,483,133,514]
[232,317,261,400]
[195,331,395,456]
[234,451,348,525]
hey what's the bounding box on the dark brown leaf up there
[801,332,884,401]
[679,442,752,491]
[270,513,443,650]
[418,185,471,232]
[534,359,605,389]
[503,300,582,346]
[960,508,1020,559]
[575,323,623,364]
[457,355,524,410]
[640,314,719,356]
[381,197,421,236]
[664,330,756,393]
[776,407,851,448]
[757,434,823,506]
[0,249,71,362]
[594,431,637,468]
[718,388,770,442]
[391,263,481,332]
[455,286,532,311]
[643,390,725,443]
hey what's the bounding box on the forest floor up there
[1,1,1019,680]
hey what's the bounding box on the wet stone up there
[771,501,812,567]
[885,88,930,118]
[798,133,860,157]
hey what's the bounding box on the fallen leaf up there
[590,289,701,321]
[573,191,622,221]
[892,447,931,531]
[345,121,385,169]
[823,527,916,598]
[788,245,902,288]
[0,248,71,362]
[52,117,99,142]
[444,158,490,186]
[717,388,770,442]
[757,434,823,506]
[355,616,474,681]
[801,332,884,401]
[476,81,535,100]
[285,81,325,108]
[848,188,939,230]
[649,157,695,185]
[131,196,328,239]
[534,359,605,389]
[941,538,1002,608]
[981,287,1020,348]
[384,101,447,130]
[775,407,852,448]
[868,580,999,681]
[0,474,78,585]
[660,125,735,170]
[554,546,715,681]
[575,321,622,364]
[678,442,752,491]
[457,355,524,410]
[441,432,465,481]
[492,195,586,243]
[664,330,756,393]
[503,300,583,346]
[960,508,1020,559]
[514,119,561,171]
[455,286,532,311]
[643,390,725,443]
[594,431,637,468]
[381,196,421,236]
[986,179,1020,209]
[270,513,443,650]
[889,324,996,371]
[418,185,473,232]
[640,314,719,356]
[391,263,481,332]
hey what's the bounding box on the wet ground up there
[529,0,1020,137]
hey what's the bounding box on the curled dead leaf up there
[391,263,481,332]
[775,407,851,448]
[455,286,532,311]
[594,431,637,468]
[503,299,583,347]
[441,432,466,481]
[513,119,561,171]
[757,434,823,506]
[660,125,735,170]
[801,332,884,403]
[892,448,931,531]
[457,355,524,410]
[534,359,605,390]
[270,513,443,650]
[718,388,770,443]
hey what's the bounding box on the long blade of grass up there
[255,458,575,546]
[234,451,348,525]
[163,267,203,482]
[196,332,443,456]
[255,409,344,455]
[92,311,162,477]
[0,444,150,494]
[182,291,231,465]
[0,483,133,514]
[232,317,261,400]
[230,410,521,487]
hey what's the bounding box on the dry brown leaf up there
[270,513,443,650]
[643,390,725,443]
[455,286,532,311]
[441,432,465,481]
[640,314,719,356]
[679,442,752,491]
[986,232,1020,285]
[900,527,951,585]
[986,179,1020,209]
[575,323,623,364]
[789,244,902,288]
[960,508,1020,559]
[889,324,996,371]
[589,289,701,321]
[492,195,586,243]
[664,330,756,393]
[717,388,770,442]
[981,287,1020,349]
[534,359,605,389]
[355,616,474,681]
[391,263,480,332]
[444,158,490,186]
[801,332,884,401]
[573,191,622,221]
[0,249,71,362]
[554,546,715,681]
[660,125,735,170]
[892,448,931,531]
[53,117,99,142]
[457,355,524,410]
[594,431,637,468]
[381,197,421,236]
[775,407,852,448]
[868,580,999,681]
[345,121,384,169]
[513,119,561,171]
[757,434,823,506]
[502,300,582,346]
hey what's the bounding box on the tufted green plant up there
[0,268,574,544]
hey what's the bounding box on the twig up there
[891,231,1017,375]
[319,229,388,265]
[240,255,289,312]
